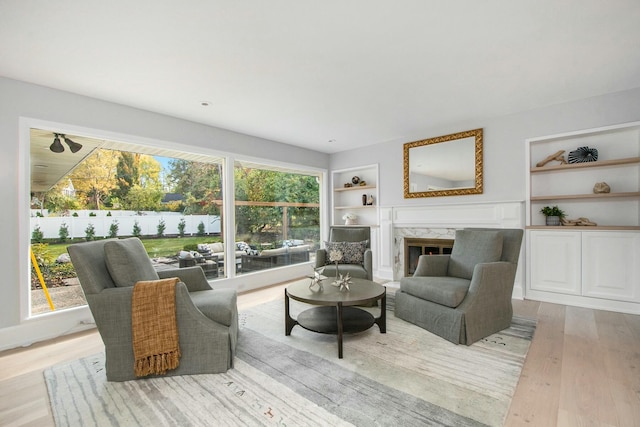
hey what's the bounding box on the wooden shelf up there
[526,225,640,231]
[531,157,640,173]
[334,185,376,192]
[530,191,640,202]
[334,205,376,210]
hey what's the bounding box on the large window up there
[28,127,324,318]
[234,160,320,275]
[29,128,226,316]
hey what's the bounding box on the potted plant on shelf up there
[540,205,566,226]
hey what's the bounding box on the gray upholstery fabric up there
[395,228,523,345]
[400,276,470,308]
[104,238,159,287]
[447,230,503,280]
[316,226,372,280]
[67,238,238,381]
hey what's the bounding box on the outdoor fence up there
[30,211,221,239]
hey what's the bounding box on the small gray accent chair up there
[394,228,523,345]
[68,237,238,381]
[315,226,372,280]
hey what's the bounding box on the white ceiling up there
[2,1,640,154]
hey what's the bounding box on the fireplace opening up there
[404,238,454,277]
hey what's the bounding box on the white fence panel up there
[30,214,221,239]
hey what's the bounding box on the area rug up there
[45,287,536,426]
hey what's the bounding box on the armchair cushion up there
[323,240,368,265]
[401,276,471,308]
[447,230,503,279]
[104,238,159,287]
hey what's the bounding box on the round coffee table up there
[285,278,386,358]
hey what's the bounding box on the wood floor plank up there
[559,306,618,426]
[505,302,565,426]
[593,310,640,426]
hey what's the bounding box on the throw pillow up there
[324,240,368,265]
[447,230,503,280]
[104,238,159,287]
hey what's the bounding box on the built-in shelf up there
[530,156,640,173]
[530,191,640,202]
[526,225,640,231]
[332,164,379,227]
[334,185,376,192]
[525,121,640,315]
[334,205,377,210]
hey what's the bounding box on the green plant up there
[197,221,205,236]
[58,223,69,242]
[31,225,44,243]
[108,220,119,238]
[85,223,96,241]
[177,218,186,237]
[183,243,198,252]
[540,205,566,218]
[132,220,142,238]
[157,219,166,237]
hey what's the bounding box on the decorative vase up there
[545,216,561,226]
[345,218,356,225]
[362,194,367,206]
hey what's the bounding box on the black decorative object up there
[568,146,598,164]
[352,176,360,184]
[362,194,367,206]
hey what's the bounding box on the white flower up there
[329,249,343,262]
[342,212,357,220]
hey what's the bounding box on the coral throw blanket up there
[132,277,181,377]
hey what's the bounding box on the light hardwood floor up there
[1,282,639,427]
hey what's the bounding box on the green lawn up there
[42,236,221,261]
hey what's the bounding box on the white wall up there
[331,87,640,208]
[0,77,329,349]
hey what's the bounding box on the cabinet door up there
[582,232,640,302]
[530,231,582,295]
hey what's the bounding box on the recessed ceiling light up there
[328,139,336,143]
[34,164,48,168]
[200,101,212,107]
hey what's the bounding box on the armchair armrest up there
[158,266,212,292]
[364,249,373,280]
[413,254,450,277]
[315,249,327,269]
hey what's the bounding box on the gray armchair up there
[316,226,372,280]
[68,237,238,381]
[394,228,523,345]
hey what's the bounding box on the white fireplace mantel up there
[376,200,525,298]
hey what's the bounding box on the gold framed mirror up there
[403,128,483,198]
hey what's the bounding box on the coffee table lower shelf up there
[296,306,375,334]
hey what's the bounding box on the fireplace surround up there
[378,201,524,297]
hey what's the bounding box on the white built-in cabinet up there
[525,121,640,314]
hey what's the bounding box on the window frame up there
[21,117,327,322]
